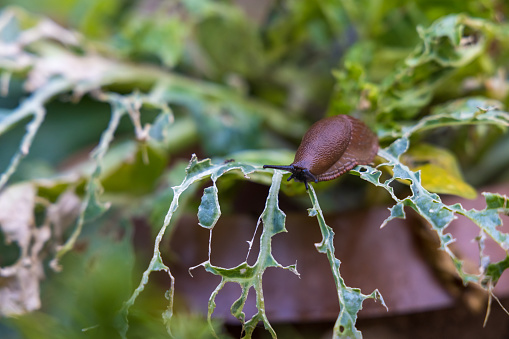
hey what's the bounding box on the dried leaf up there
[0,183,47,316]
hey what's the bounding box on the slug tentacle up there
[263,115,378,190]
[263,165,296,171]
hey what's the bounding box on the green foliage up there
[1,1,509,339]
[330,14,501,122]
[117,12,188,68]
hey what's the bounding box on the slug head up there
[263,164,318,190]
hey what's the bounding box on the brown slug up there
[263,115,378,190]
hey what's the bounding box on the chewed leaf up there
[355,114,509,288]
[201,262,256,280]
[190,170,295,338]
[381,202,406,228]
[123,158,290,338]
[377,15,490,120]
[409,15,485,68]
[381,97,509,141]
[198,185,221,229]
[307,185,386,338]
[431,97,505,115]
[484,192,509,210]
[183,155,256,184]
[482,256,509,287]
[383,138,409,160]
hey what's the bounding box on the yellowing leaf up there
[415,164,477,199]
[401,143,477,199]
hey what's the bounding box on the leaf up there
[354,134,509,284]
[226,149,295,167]
[484,192,509,210]
[198,185,221,229]
[378,15,490,120]
[0,183,35,250]
[0,78,72,190]
[118,14,188,67]
[328,61,378,117]
[308,185,386,338]
[121,155,260,338]
[195,14,265,77]
[74,0,123,39]
[189,102,263,156]
[0,183,48,316]
[483,256,509,287]
[195,169,297,339]
[0,264,44,316]
[100,142,168,195]
[431,96,504,116]
[401,143,477,199]
[378,97,509,142]
[416,165,476,199]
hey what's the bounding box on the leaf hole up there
[339,325,345,333]
[461,27,480,47]
[388,178,412,200]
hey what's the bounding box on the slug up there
[263,115,378,190]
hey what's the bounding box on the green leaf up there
[122,155,261,337]
[195,14,265,77]
[307,185,386,338]
[197,185,221,229]
[73,0,123,38]
[355,115,509,286]
[100,142,168,195]
[118,14,188,67]
[484,192,509,210]
[378,15,490,120]
[378,97,509,142]
[189,102,263,156]
[328,62,378,116]
[483,256,509,287]
[152,252,169,271]
[194,169,297,338]
[202,262,256,281]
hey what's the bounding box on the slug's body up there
[264,115,378,189]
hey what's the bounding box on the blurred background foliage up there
[1,0,509,338]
